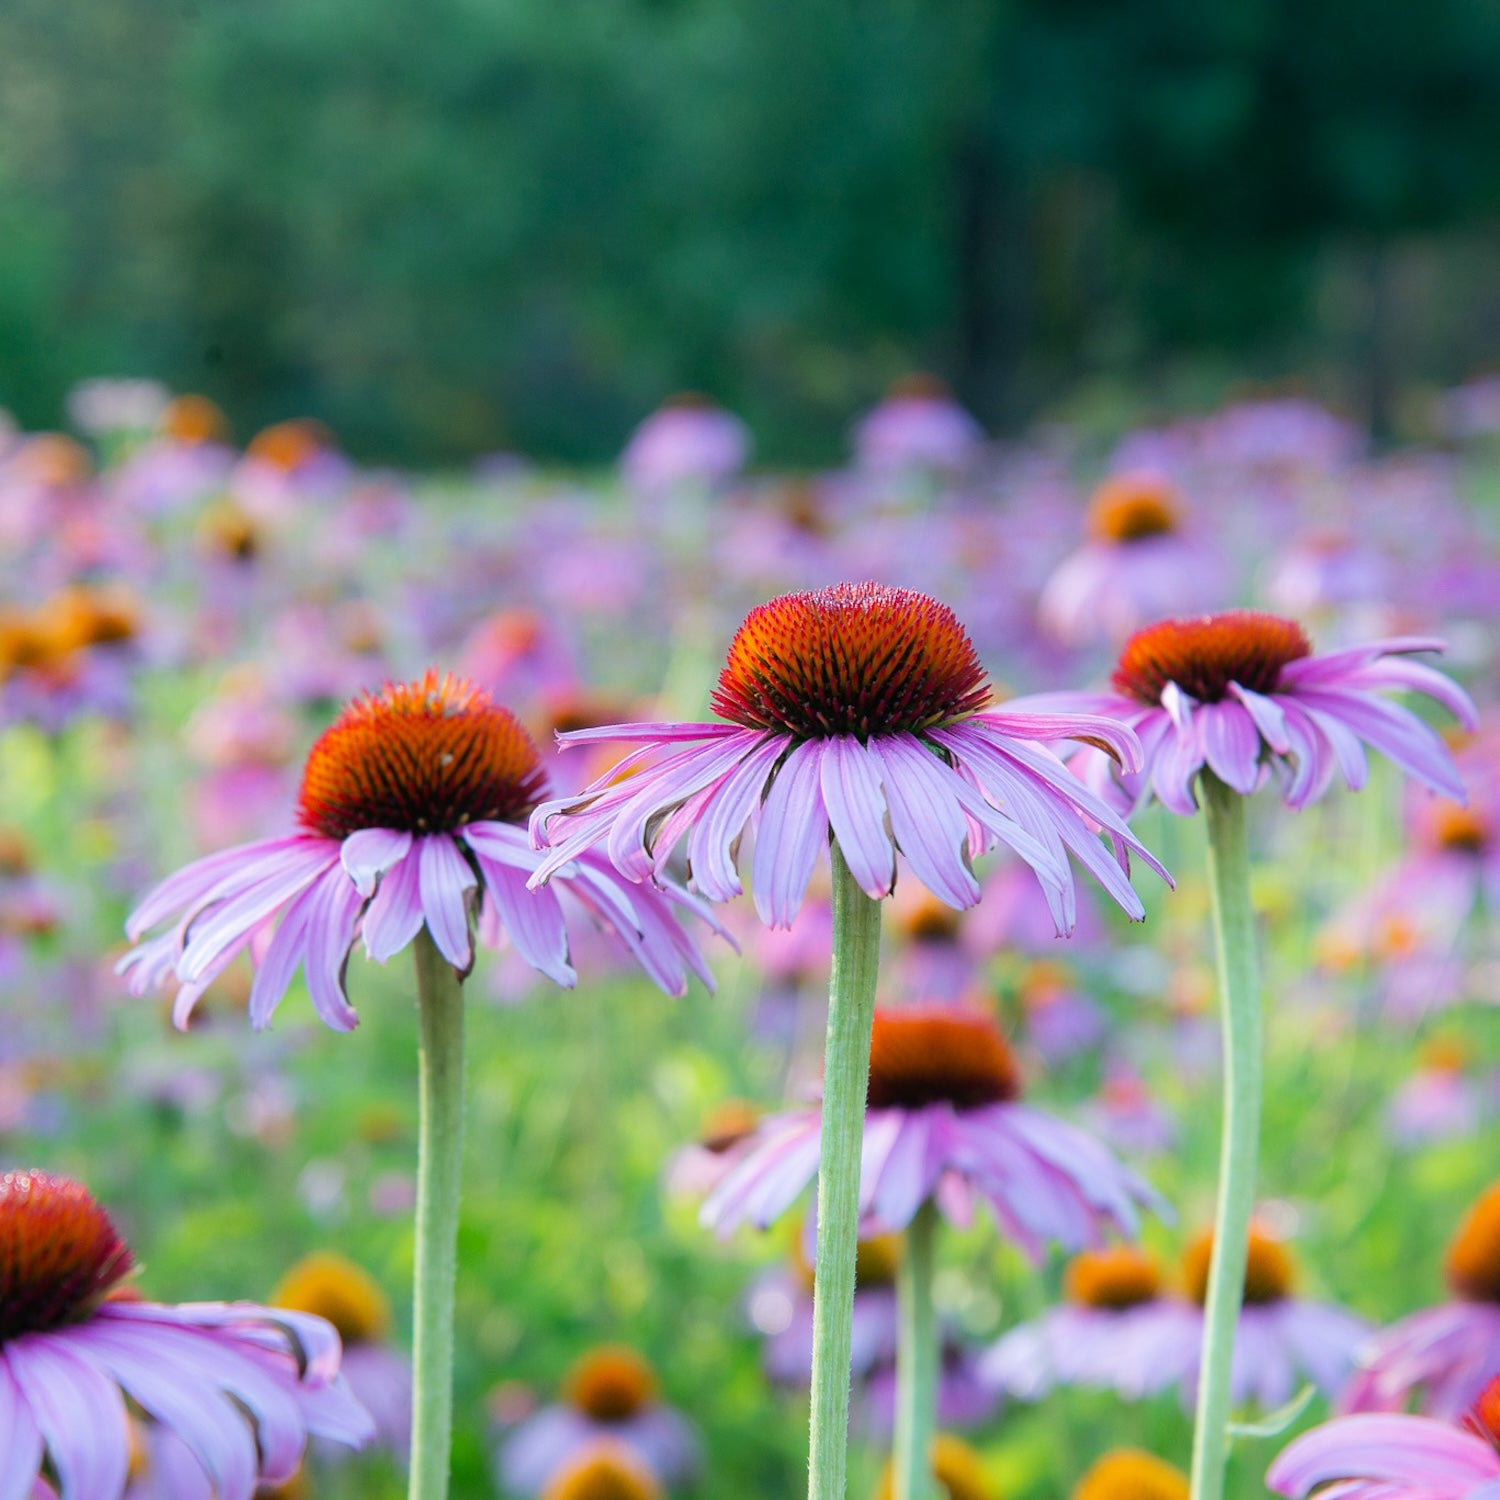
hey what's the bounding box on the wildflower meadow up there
[0,383,1497,1500]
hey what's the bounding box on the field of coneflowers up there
[1,381,1497,1500]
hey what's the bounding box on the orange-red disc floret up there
[710,583,990,740]
[0,1170,135,1340]
[1446,1181,1500,1303]
[866,1006,1020,1112]
[297,672,548,840]
[1182,1225,1295,1306]
[564,1346,659,1422]
[1065,1245,1164,1310]
[1112,610,1312,707]
[1086,473,1181,544]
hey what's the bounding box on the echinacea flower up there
[496,1347,699,1497]
[539,1441,663,1500]
[1073,1448,1189,1500]
[1343,1180,1500,1421]
[980,1244,1173,1399]
[1269,1377,1500,1500]
[119,672,723,1030]
[702,1005,1163,1254]
[271,1253,411,1459]
[853,375,984,477]
[619,393,750,499]
[1017,610,1478,816]
[530,582,1170,930]
[1038,472,1227,648]
[749,1230,996,1433]
[987,1225,1368,1412]
[870,1433,997,1500]
[0,1168,373,1499]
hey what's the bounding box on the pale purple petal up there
[301,867,362,1031]
[2,1337,129,1500]
[361,846,426,963]
[1293,687,1468,802]
[864,1109,940,1230]
[0,1358,44,1500]
[819,737,896,900]
[473,852,575,987]
[1268,1414,1500,1496]
[700,1115,824,1236]
[556,720,743,746]
[974,707,1146,774]
[1229,683,1291,754]
[177,845,335,981]
[686,735,785,900]
[865,736,980,910]
[1199,700,1263,794]
[340,828,413,896]
[247,885,313,1030]
[1340,657,1480,731]
[418,835,477,969]
[752,740,829,928]
[125,837,314,940]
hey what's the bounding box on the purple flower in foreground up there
[0,1169,372,1500]
[702,1006,1163,1254]
[530,582,1170,930]
[1344,1180,1500,1421]
[1269,1379,1500,1500]
[1015,610,1477,817]
[120,672,723,1031]
[495,1347,698,1497]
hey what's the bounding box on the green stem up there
[409,928,467,1500]
[893,1198,939,1500]
[808,842,883,1500]
[1189,775,1263,1500]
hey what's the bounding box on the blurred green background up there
[3,0,1500,463]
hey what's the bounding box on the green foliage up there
[1,0,1499,459]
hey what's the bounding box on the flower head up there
[1073,1448,1189,1500]
[495,1346,699,1498]
[531,583,1169,929]
[1017,610,1477,815]
[702,1004,1163,1255]
[871,1433,996,1500]
[1269,1379,1500,1500]
[0,1169,372,1499]
[982,1225,1368,1409]
[1344,1180,1500,1420]
[120,672,724,1031]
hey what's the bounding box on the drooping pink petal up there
[418,834,478,969]
[360,845,426,963]
[472,852,575,987]
[0,1356,45,1500]
[339,827,413,896]
[819,736,896,901]
[865,736,981,910]
[125,837,310,940]
[301,867,362,1031]
[2,1337,129,1500]
[751,740,829,928]
[1198,700,1263,794]
[686,735,785,901]
[1268,1414,1500,1497]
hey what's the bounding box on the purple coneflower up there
[1270,1377,1500,1500]
[1073,1448,1189,1500]
[529,582,1168,931]
[1020,609,1477,817]
[852,374,985,477]
[120,671,722,1029]
[1344,1180,1500,1421]
[0,1168,372,1499]
[619,392,750,500]
[987,1227,1368,1412]
[704,1006,1161,1248]
[1038,472,1227,648]
[495,1347,699,1497]
[271,1252,411,1461]
[870,1433,998,1500]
